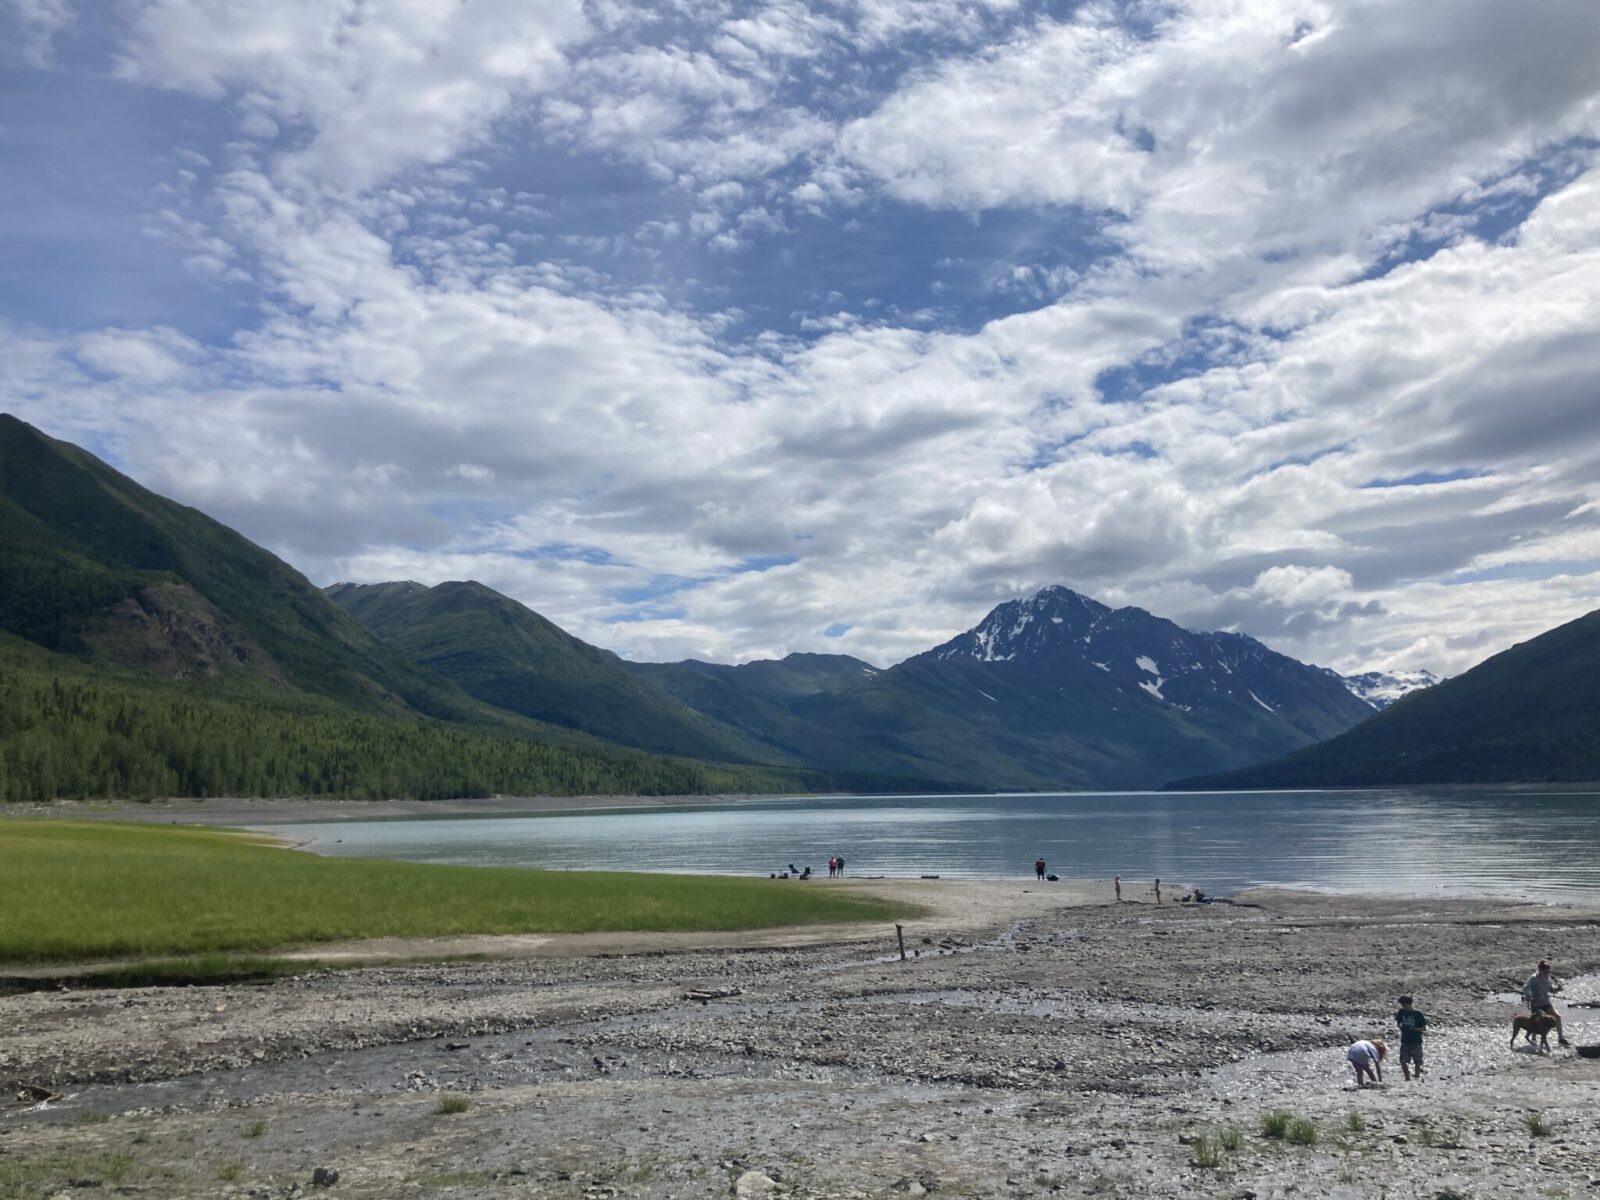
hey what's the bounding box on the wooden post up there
[896,923,906,961]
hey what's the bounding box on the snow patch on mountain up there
[1333,668,1442,710]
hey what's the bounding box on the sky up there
[3,0,1599,676]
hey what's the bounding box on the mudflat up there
[4,882,1600,1198]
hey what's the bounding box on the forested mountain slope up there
[1170,607,1600,788]
[0,416,808,802]
[328,579,783,763]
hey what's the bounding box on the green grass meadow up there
[0,820,913,963]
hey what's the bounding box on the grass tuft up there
[1286,1117,1319,1146]
[435,1095,470,1115]
[1345,1111,1365,1132]
[1260,1110,1293,1139]
[1218,1126,1242,1152]
[0,821,918,964]
[102,1152,137,1185]
[216,1159,244,1182]
[244,1119,268,1139]
[1190,1135,1223,1169]
[1523,1111,1552,1138]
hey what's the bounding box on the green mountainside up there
[0,415,807,802]
[1169,607,1600,788]
[0,413,472,718]
[326,579,784,763]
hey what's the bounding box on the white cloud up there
[838,0,1600,271]
[118,0,591,191]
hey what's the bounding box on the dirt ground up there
[4,881,1600,1199]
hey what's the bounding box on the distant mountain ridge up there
[329,575,1376,791]
[631,584,1376,790]
[326,579,784,764]
[1171,607,1600,788]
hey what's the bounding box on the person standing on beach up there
[1395,995,1428,1079]
[836,854,845,877]
[828,856,837,878]
[1153,878,1161,904]
[1114,875,1122,901]
[1523,960,1571,1047]
[1035,856,1047,881]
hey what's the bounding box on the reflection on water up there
[260,789,1600,900]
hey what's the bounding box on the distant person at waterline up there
[1114,875,1121,901]
[1153,879,1161,905]
[828,856,837,878]
[1034,856,1047,881]
[1523,960,1570,1047]
[835,855,845,877]
[1347,1038,1386,1086]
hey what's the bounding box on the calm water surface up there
[259,789,1600,901]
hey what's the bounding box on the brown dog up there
[1511,1011,1556,1051]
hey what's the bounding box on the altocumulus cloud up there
[2,0,1599,677]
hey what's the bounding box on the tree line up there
[0,665,802,804]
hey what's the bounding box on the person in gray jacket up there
[1522,960,1571,1048]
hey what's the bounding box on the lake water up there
[258,789,1600,901]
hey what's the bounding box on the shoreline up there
[9,776,1600,829]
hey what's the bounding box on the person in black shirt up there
[1394,994,1428,1079]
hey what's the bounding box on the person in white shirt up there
[1346,1038,1386,1086]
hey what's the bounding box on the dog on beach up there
[1511,1011,1557,1052]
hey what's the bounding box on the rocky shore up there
[4,882,1600,1198]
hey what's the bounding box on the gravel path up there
[4,883,1600,1199]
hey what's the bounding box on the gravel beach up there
[4,880,1600,1199]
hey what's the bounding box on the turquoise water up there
[258,789,1600,901]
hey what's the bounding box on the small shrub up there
[1523,1111,1552,1138]
[1190,1135,1223,1169]
[1345,1111,1365,1132]
[244,1119,267,1138]
[1337,1159,1357,1184]
[1260,1110,1293,1139]
[1416,1122,1435,1147]
[216,1160,244,1182]
[435,1095,470,1115]
[102,1153,136,1185]
[1218,1126,1243,1152]
[1286,1118,1319,1146]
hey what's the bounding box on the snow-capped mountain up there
[926,584,1373,730]
[1336,668,1441,710]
